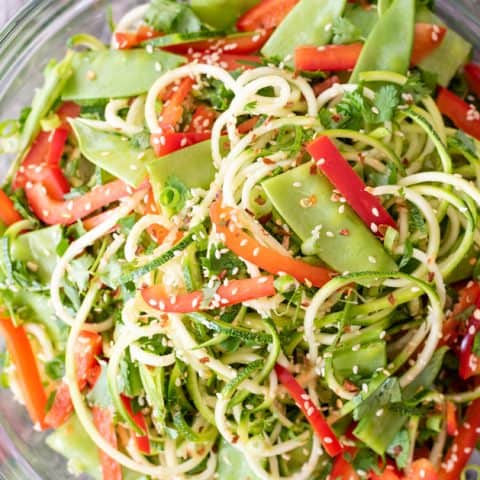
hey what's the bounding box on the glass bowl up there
[0,1,479,479]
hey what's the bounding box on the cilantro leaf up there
[45,355,65,380]
[373,85,400,123]
[66,254,94,292]
[201,244,244,277]
[145,0,203,34]
[332,17,362,45]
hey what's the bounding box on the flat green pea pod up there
[350,0,415,83]
[262,163,398,274]
[261,0,347,63]
[146,138,230,211]
[70,118,155,187]
[190,0,259,29]
[62,50,184,100]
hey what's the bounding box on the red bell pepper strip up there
[437,87,480,141]
[186,104,218,133]
[142,276,276,313]
[458,295,480,379]
[188,53,261,71]
[0,190,22,226]
[120,395,151,454]
[296,44,364,72]
[150,131,211,157]
[313,76,340,96]
[14,102,80,198]
[26,178,134,226]
[295,24,446,72]
[439,399,480,480]
[114,25,162,50]
[45,331,102,428]
[0,316,48,429]
[307,136,397,236]
[237,0,299,32]
[331,450,359,479]
[14,129,70,200]
[56,101,81,131]
[410,24,447,65]
[237,117,260,134]
[446,401,458,436]
[210,199,335,288]
[92,406,123,480]
[405,459,438,480]
[465,63,480,98]
[370,467,401,480]
[440,282,480,347]
[160,77,194,132]
[167,30,270,55]
[275,363,343,456]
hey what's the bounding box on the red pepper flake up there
[262,157,275,165]
[388,294,396,306]
[339,229,350,236]
[309,164,318,175]
[200,357,210,364]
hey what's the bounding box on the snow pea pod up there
[350,0,415,83]
[8,52,74,181]
[70,119,155,187]
[191,0,259,29]
[262,163,398,274]
[62,50,184,100]
[146,138,228,203]
[261,0,346,63]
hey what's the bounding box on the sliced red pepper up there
[26,178,134,225]
[150,131,211,157]
[167,30,270,55]
[45,331,102,428]
[237,0,299,32]
[120,395,151,454]
[331,449,359,480]
[142,276,276,313]
[410,23,447,65]
[56,101,81,131]
[458,295,480,379]
[0,316,48,429]
[188,53,261,71]
[92,406,123,480]
[441,282,480,347]
[313,76,340,96]
[0,189,22,226]
[237,116,260,134]
[296,43,364,72]
[14,102,79,198]
[160,77,194,132]
[275,363,343,456]
[446,401,458,436]
[295,24,446,72]
[307,136,397,236]
[405,459,438,480]
[114,25,162,49]
[465,63,480,98]
[370,467,401,480]
[439,399,480,480]
[437,87,480,141]
[186,104,218,133]
[210,199,335,288]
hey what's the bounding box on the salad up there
[0,0,480,479]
